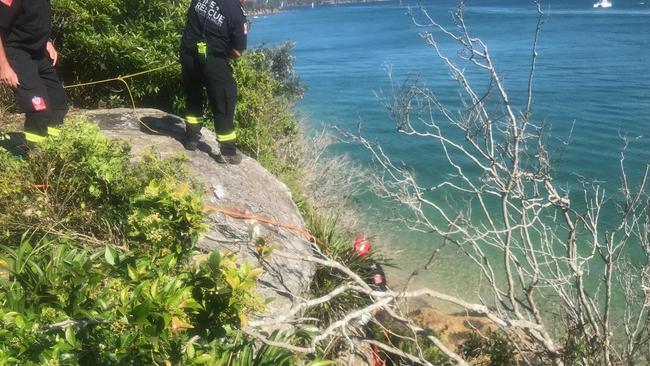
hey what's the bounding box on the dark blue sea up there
[249,0,650,297]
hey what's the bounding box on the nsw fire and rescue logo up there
[31,97,47,111]
[0,0,13,7]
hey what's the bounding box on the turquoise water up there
[248,0,650,296]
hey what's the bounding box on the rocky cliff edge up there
[81,108,315,321]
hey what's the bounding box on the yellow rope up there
[63,63,176,89]
[63,63,178,134]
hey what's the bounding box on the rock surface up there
[409,307,497,350]
[81,108,315,319]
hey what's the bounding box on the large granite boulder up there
[80,108,315,319]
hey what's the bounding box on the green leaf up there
[104,245,116,266]
[162,313,171,329]
[132,300,151,324]
[207,251,220,270]
[241,344,252,364]
[181,298,201,311]
[186,342,195,359]
[127,264,138,281]
[13,315,25,329]
[120,288,130,305]
[120,332,136,349]
[193,354,212,364]
[65,326,77,348]
[97,298,109,310]
[150,278,159,299]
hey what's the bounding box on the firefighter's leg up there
[205,57,240,163]
[38,57,68,137]
[181,50,205,150]
[7,49,51,144]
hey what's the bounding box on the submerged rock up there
[81,108,315,319]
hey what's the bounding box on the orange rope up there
[204,204,315,242]
[25,182,315,242]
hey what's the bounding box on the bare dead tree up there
[230,2,650,365]
[336,1,649,364]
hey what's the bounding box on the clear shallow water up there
[249,0,650,298]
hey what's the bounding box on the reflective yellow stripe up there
[217,131,237,142]
[25,132,47,143]
[47,126,61,137]
[186,116,203,125]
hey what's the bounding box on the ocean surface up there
[248,0,650,299]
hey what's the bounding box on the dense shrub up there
[256,43,304,100]
[0,121,321,365]
[0,239,266,365]
[51,0,186,110]
[0,118,205,256]
[303,210,379,325]
[458,330,518,366]
[231,49,300,166]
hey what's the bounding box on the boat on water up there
[593,0,612,8]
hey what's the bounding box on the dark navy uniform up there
[0,0,68,143]
[181,0,247,160]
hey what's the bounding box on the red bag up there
[354,236,371,256]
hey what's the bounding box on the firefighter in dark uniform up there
[181,0,248,164]
[0,0,68,145]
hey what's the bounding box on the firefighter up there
[0,0,68,146]
[181,0,248,164]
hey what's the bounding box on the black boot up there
[215,141,242,165]
[183,123,202,151]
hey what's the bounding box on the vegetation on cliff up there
[0,122,292,365]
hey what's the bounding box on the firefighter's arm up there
[229,4,247,59]
[0,35,19,87]
[0,0,19,87]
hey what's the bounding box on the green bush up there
[0,118,205,257]
[561,326,595,366]
[52,0,186,110]
[458,330,518,366]
[0,120,321,365]
[231,49,300,165]
[0,238,266,365]
[303,210,378,325]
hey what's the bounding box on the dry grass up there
[0,86,21,131]
[296,128,369,232]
